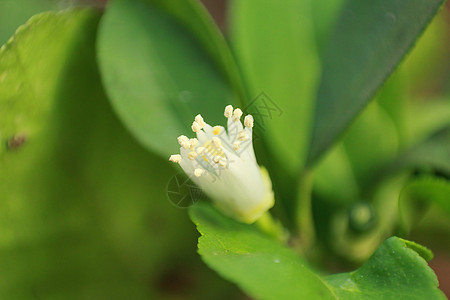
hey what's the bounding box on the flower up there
[169,105,274,223]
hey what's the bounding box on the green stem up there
[255,211,289,243]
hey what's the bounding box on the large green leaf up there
[97,0,238,158]
[307,0,446,165]
[190,203,445,299]
[325,237,445,299]
[0,9,234,299]
[229,0,319,176]
[189,203,336,300]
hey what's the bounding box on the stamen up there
[224,105,233,118]
[169,154,182,163]
[196,146,206,155]
[244,115,254,128]
[212,126,221,135]
[194,168,205,177]
[195,114,206,128]
[233,141,240,151]
[188,151,198,160]
[191,121,201,133]
[212,137,222,148]
[218,158,227,167]
[238,130,247,141]
[177,135,189,145]
[233,108,243,121]
[189,138,198,150]
[213,156,221,163]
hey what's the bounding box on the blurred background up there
[1,0,449,298]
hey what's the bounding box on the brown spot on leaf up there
[7,134,27,150]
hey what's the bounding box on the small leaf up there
[97,0,239,158]
[325,237,445,299]
[307,0,446,165]
[189,203,336,300]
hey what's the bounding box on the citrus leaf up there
[189,203,336,300]
[325,237,445,299]
[97,0,238,158]
[307,0,446,165]
[229,0,320,176]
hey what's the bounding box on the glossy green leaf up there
[190,203,445,299]
[325,237,445,299]
[189,203,336,300]
[229,0,319,176]
[307,0,446,165]
[0,10,232,298]
[97,0,238,158]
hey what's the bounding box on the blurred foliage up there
[1,0,449,298]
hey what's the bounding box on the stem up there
[255,211,289,243]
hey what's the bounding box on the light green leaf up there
[229,0,319,176]
[0,9,231,298]
[325,237,445,299]
[307,0,446,165]
[189,203,336,300]
[97,0,238,158]
[0,0,62,45]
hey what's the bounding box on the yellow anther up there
[212,137,222,148]
[238,130,247,141]
[191,121,201,133]
[224,105,233,118]
[195,114,206,128]
[233,141,240,151]
[194,168,205,177]
[196,146,206,155]
[213,126,221,135]
[189,138,198,150]
[169,154,182,163]
[188,151,198,160]
[177,135,189,145]
[244,115,254,128]
[233,108,243,121]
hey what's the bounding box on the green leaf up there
[0,0,62,45]
[229,0,320,176]
[189,203,336,300]
[307,0,446,165]
[342,101,399,188]
[399,176,450,232]
[370,126,450,190]
[97,0,238,158]
[0,9,231,298]
[325,237,445,299]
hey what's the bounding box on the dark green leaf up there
[307,0,446,165]
[189,203,336,300]
[97,0,238,158]
[325,237,445,299]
